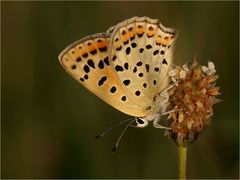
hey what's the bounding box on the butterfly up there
[59,16,177,133]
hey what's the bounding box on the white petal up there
[209,69,216,75]
[208,61,215,70]
[201,66,208,72]
[171,77,176,82]
[183,64,189,72]
[180,70,187,79]
[205,69,212,75]
[168,69,176,77]
[206,69,216,76]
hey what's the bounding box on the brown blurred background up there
[2,1,239,179]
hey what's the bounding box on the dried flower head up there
[166,60,221,147]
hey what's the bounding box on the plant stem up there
[178,145,187,179]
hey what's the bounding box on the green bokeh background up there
[2,1,239,179]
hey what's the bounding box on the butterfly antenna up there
[95,118,134,139]
[112,119,135,152]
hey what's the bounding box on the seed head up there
[166,61,221,147]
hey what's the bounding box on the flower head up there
[166,60,220,147]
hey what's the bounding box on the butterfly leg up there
[153,108,183,129]
[153,123,171,129]
[161,81,179,94]
[152,114,171,129]
[161,108,182,116]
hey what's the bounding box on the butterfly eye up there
[135,118,148,128]
[137,118,144,124]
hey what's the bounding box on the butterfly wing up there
[109,16,177,112]
[59,33,148,117]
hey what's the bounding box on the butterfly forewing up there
[110,17,176,111]
[59,17,176,118]
[59,33,148,117]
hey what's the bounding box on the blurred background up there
[2,1,239,179]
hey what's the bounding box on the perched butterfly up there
[59,17,177,147]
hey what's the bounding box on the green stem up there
[178,146,187,179]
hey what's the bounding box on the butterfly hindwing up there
[59,33,148,117]
[109,17,176,111]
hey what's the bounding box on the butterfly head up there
[134,117,149,128]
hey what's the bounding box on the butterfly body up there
[59,17,176,128]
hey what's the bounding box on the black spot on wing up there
[116,46,122,51]
[146,44,152,49]
[115,65,124,72]
[123,40,129,45]
[110,86,117,93]
[124,62,129,70]
[126,47,131,55]
[121,96,126,101]
[130,35,135,41]
[98,60,104,69]
[138,73,143,77]
[104,57,109,66]
[135,90,141,96]
[82,53,88,58]
[153,50,159,56]
[87,59,95,68]
[148,26,154,31]
[112,55,117,61]
[83,65,90,73]
[154,67,159,72]
[145,64,150,72]
[84,74,88,80]
[147,34,154,38]
[136,61,142,66]
[80,78,84,82]
[137,33,144,38]
[76,57,81,62]
[153,80,157,85]
[131,43,137,48]
[162,59,168,65]
[123,79,130,86]
[71,65,76,70]
[133,66,137,73]
[128,27,133,31]
[99,46,107,52]
[90,49,97,55]
[98,76,107,86]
